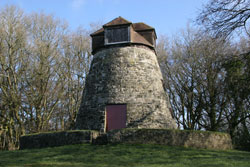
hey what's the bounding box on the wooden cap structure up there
[90,16,157,54]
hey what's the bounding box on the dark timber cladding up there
[90,16,157,54]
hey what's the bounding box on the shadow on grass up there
[0,144,250,167]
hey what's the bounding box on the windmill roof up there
[132,22,154,31]
[90,28,104,36]
[91,22,156,37]
[103,16,132,27]
[132,31,153,47]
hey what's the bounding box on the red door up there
[106,105,126,131]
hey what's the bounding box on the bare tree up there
[157,30,205,130]
[196,35,232,131]
[223,50,250,139]
[158,27,232,131]
[0,6,27,150]
[58,27,91,130]
[23,12,68,132]
[0,5,93,150]
[197,0,250,38]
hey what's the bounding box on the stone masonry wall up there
[19,130,99,149]
[104,129,233,150]
[76,46,176,131]
[19,129,232,150]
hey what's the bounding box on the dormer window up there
[104,26,130,45]
[90,17,157,54]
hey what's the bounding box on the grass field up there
[0,144,250,167]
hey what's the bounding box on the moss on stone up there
[19,128,232,150]
[104,128,232,150]
[20,130,99,149]
[22,130,98,137]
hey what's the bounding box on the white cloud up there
[71,0,85,10]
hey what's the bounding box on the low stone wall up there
[19,129,232,150]
[104,129,232,150]
[19,130,99,149]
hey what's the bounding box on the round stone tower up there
[76,17,176,132]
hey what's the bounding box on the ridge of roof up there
[103,16,132,27]
[90,17,157,39]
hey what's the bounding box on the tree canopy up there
[197,0,250,38]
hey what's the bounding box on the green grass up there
[0,144,250,167]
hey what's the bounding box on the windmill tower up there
[76,17,176,132]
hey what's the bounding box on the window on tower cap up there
[104,26,130,45]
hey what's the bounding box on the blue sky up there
[0,0,208,36]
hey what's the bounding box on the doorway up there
[105,104,127,132]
